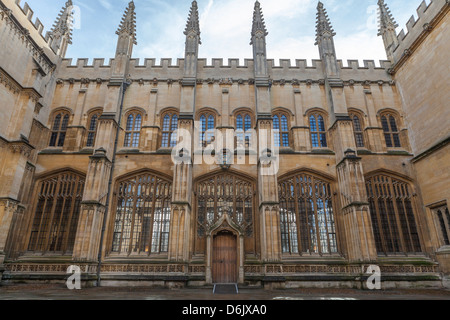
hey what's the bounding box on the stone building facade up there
[0,0,448,288]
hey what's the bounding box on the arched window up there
[309,114,327,148]
[381,114,401,148]
[273,112,290,147]
[124,112,142,148]
[111,172,172,255]
[349,112,365,148]
[278,173,337,255]
[86,111,102,147]
[366,174,421,254]
[236,112,252,148]
[199,112,215,148]
[196,173,254,238]
[27,172,84,253]
[49,112,70,147]
[161,112,178,148]
[432,205,450,246]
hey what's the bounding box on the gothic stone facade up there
[0,0,449,289]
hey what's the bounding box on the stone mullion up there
[382,179,396,253]
[60,176,77,254]
[119,186,132,254]
[402,196,415,253]
[310,177,320,255]
[372,179,386,255]
[293,180,303,256]
[55,188,68,253]
[42,176,62,253]
[323,186,332,254]
[385,177,401,253]
[148,176,159,254]
[127,180,139,255]
[137,182,148,255]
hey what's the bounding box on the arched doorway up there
[212,230,238,284]
[194,171,256,284]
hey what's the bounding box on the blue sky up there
[25,0,426,65]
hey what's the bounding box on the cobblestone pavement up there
[0,284,449,300]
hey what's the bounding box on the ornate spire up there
[315,1,336,45]
[251,0,268,45]
[184,1,201,44]
[49,1,74,43]
[116,1,137,45]
[377,0,399,36]
[48,0,74,56]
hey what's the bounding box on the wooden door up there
[212,231,237,283]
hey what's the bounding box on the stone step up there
[213,283,239,295]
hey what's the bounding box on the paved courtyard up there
[0,284,449,300]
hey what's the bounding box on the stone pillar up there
[0,198,19,265]
[169,117,193,263]
[257,118,282,262]
[73,203,106,262]
[73,149,111,262]
[336,149,377,262]
[3,204,25,261]
[329,120,379,263]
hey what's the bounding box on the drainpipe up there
[96,80,129,286]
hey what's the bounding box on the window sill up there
[39,148,64,154]
[281,253,345,263]
[105,253,170,262]
[311,148,335,155]
[386,149,412,156]
[117,148,141,154]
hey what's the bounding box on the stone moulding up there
[4,263,438,275]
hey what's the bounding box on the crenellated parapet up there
[390,0,449,70]
[1,0,72,61]
[55,57,393,86]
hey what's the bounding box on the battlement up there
[57,57,392,84]
[10,0,50,46]
[393,0,448,62]
[60,57,390,71]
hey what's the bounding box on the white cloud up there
[98,0,112,11]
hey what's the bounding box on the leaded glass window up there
[366,174,422,254]
[199,113,215,148]
[278,173,337,255]
[111,172,172,255]
[161,112,178,148]
[28,172,84,253]
[124,113,142,148]
[432,205,450,246]
[236,112,252,149]
[49,112,70,147]
[381,114,401,148]
[350,113,365,148]
[86,112,101,147]
[310,114,327,148]
[273,112,290,147]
